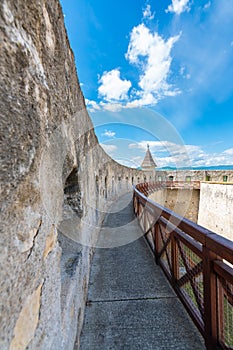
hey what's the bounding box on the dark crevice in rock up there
[64,166,83,218]
[26,219,42,260]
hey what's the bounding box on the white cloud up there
[126,92,158,108]
[166,0,190,15]
[85,98,101,112]
[204,2,211,10]
[99,101,124,112]
[87,7,180,112]
[100,144,117,154]
[224,148,233,155]
[143,4,155,20]
[115,159,139,168]
[129,141,233,167]
[102,129,116,138]
[126,23,180,97]
[98,69,132,101]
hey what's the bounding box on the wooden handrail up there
[133,182,233,350]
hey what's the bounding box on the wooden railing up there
[133,182,233,350]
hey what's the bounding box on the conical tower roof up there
[141,144,157,170]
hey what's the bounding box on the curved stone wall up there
[0,1,152,349]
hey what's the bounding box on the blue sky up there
[60,0,233,168]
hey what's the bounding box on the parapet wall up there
[198,182,233,241]
[155,170,233,183]
[149,188,200,223]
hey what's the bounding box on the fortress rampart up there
[0,0,232,349]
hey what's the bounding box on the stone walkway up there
[78,193,205,350]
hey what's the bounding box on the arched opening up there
[64,167,83,218]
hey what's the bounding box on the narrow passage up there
[78,192,205,350]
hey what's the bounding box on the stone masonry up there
[1,1,233,349]
[0,1,153,349]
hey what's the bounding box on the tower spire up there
[141,144,157,170]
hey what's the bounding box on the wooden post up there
[203,246,218,349]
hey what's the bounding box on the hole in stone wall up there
[104,176,107,199]
[95,175,99,193]
[64,167,83,218]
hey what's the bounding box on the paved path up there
[79,193,205,350]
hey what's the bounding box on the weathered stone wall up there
[149,189,200,222]
[1,0,233,349]
[155,170,233,182]
[0,1,153,349]
[198,182,233,241]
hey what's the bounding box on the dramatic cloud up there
[126,23,180,97]
[143,4,155,20]
[166,0,190,15]
[94,7,180,111]
[102,129,116,138]
[98,69,132,101]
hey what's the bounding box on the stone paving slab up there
[88,238,175,302]
[80,298,204,350]
[79,193,205,350]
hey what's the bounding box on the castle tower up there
[141,144,157,171]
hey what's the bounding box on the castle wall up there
[198,182,233,241]
[149,189,200,223]
[0,1,148,349]
[1,0,233,349]
[155,170,233,182]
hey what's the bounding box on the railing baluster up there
[133,182,233,350]
[171,233,179,285]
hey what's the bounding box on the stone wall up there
[0,1,152,349]
[155,170,233,182]
[149,189,200,223]
[198,182,233,241]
